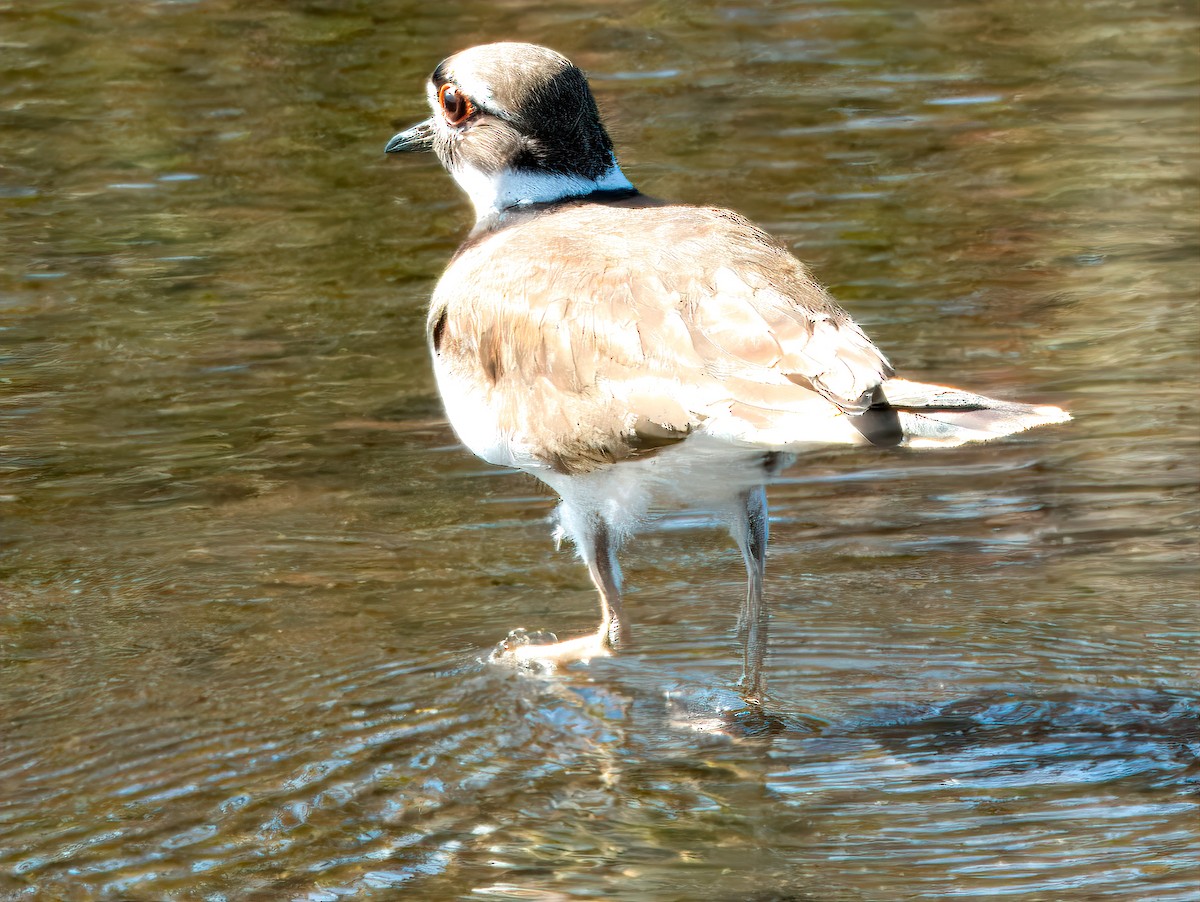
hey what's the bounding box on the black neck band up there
[465,187,642,241]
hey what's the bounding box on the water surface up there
[1,1,1197,899]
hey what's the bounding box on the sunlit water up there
[2,1,1197,899]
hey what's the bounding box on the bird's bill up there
[385,119,436,154]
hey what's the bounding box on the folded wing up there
[431,202,1065,472]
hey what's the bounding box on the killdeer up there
[385,42,1069,704]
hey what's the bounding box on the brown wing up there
[429,201,893,472]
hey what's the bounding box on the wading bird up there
[385,43,1069,704]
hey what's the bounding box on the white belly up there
[538,434,790,542]
[432,351,523,469]
[435,347,783,532]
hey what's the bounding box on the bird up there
[385,42,1069,705]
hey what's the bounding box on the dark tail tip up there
[850,387,903,447]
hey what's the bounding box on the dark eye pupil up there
[439,83,473,125]
[444,87,462,116]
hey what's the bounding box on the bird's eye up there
[438,83,474,125]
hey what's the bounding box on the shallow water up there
[1,0,1197,899]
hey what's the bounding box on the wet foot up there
[737,674,767,710]
[489,628,613,671]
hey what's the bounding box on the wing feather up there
[430,202,893,471]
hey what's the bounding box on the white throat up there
[451,162,635,223]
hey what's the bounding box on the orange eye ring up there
[438,83,475,126]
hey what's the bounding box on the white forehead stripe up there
[429,65,496,113]
[450,69,496,108]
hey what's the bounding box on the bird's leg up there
[732,485,769,705]
[492,515,627,668]
[587,518,628,651]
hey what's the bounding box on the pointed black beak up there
[385,119,436,154]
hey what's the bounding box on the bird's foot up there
[489,627,613,672]
[737,674,767,710]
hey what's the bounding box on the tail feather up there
[879,378,1071,448]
